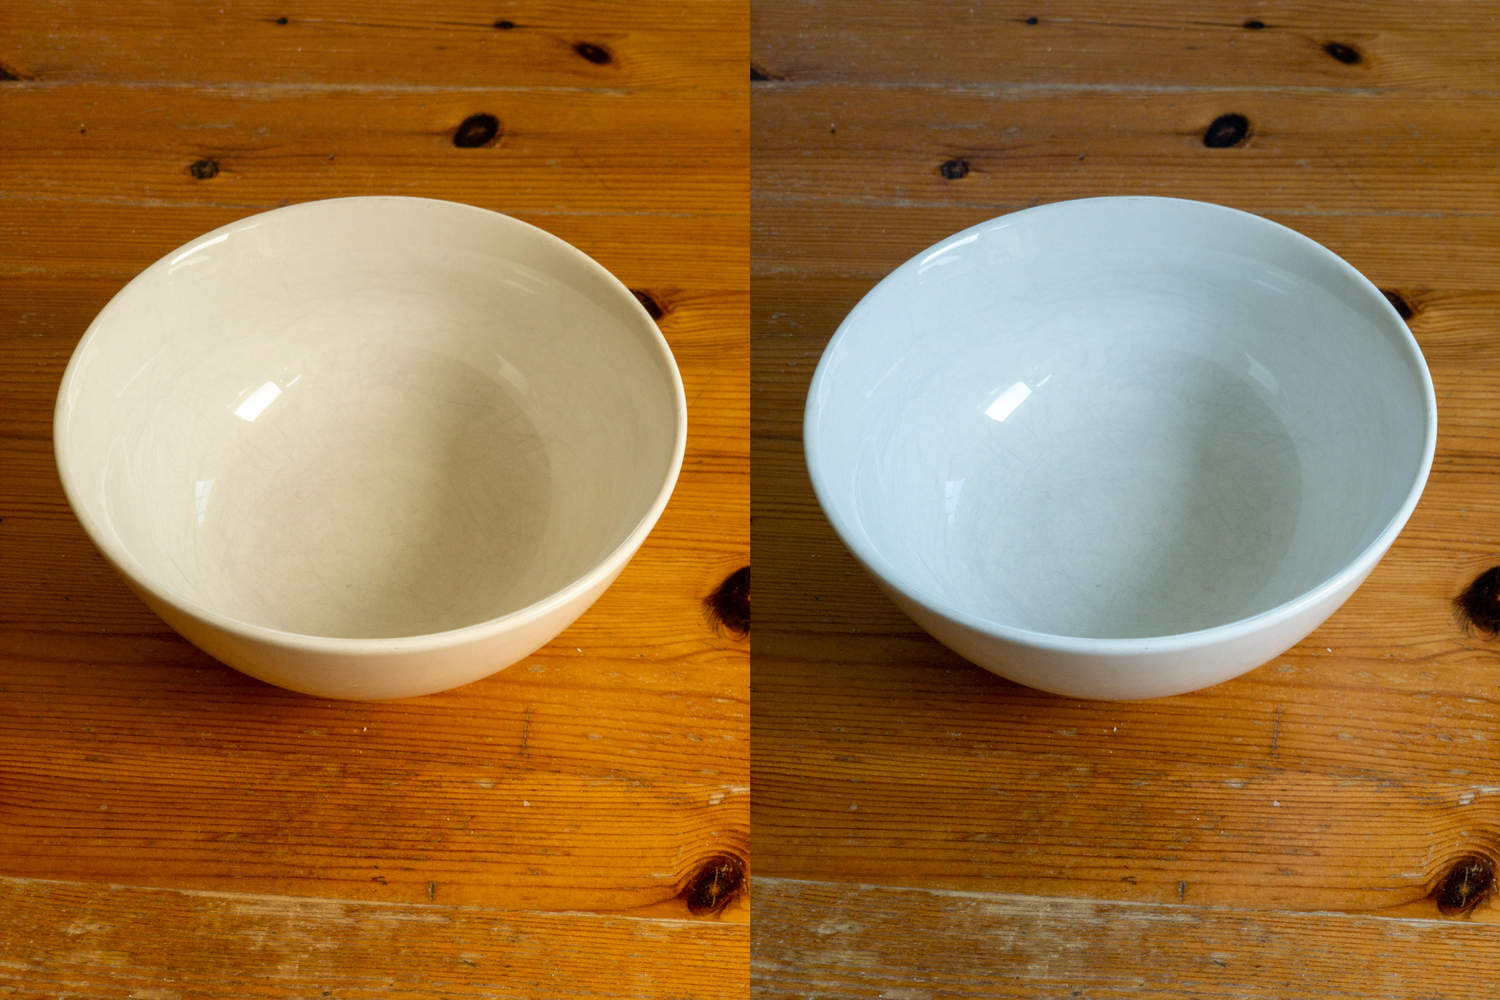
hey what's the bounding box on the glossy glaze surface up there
[805,197,1436,699]
[56,197,686,698]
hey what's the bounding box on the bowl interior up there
[807,198,1431,640]
[59,199,682,639]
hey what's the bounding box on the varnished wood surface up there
[0,2,748,995]
[4,2,745,91]
[753,877,1495,999]
[751,0,1500,990]
[751,0,1500,90]
[0,875,744,998]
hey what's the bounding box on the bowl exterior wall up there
[874,560,1378,700]
[124,563,627,700]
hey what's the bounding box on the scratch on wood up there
[521,707,531,756]
[1270,706,1282,757]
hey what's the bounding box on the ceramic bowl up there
[56,197,686,699]
[804,197,1436,700]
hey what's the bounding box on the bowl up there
[803,197,1436,700]
[55,197,686,700]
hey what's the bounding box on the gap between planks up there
[750,875,1480,925]
[5,79,746,96]
[0,873,745,925]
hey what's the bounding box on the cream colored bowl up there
[56,197,686,699]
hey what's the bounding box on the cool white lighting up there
[918,233,979,273]
[944,478,965,525]
[984,381,1032,422]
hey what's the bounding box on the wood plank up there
[0,876,746,999]
[751,634,1500,913]
[752,85,1500,218]
[5,0,749,91]
[751,0,1500,91]
[0,691,747,913]
[2,83,747,218]
[752,877,1497,999]
[0,489,748,910]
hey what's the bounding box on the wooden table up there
[751,2,1500,994]
[0,3,747,995]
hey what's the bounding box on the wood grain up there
[753,877,1498,999]
[753,86,1499,218]
[751,0,1500,91]
[0,875,745,999]
[1,645,746,910]
[750,0,1500,987]
[3,84,745,217]
[5,0,747,91]
[1,0,748,994]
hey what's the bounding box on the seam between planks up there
[753,79,1500,98]
[0,874,745,927]
[752,875,1474,926]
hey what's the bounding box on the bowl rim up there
[54,195,688,653]
[803,195,1439,655]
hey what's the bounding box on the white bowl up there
[804,197,1436,700]
[56,197,686,700]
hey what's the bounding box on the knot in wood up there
[683,854,746,916]
[631,289,665,321]
[1434,855,1494,916]
[453,114,500,149]
[940,158,970,180]
[1381,289,1414,321]
[1454,566,1500,637]
[574,42,612,65]
[704,566,750,637]
[1203,114,1250,148]
[1324,42,1362,64]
